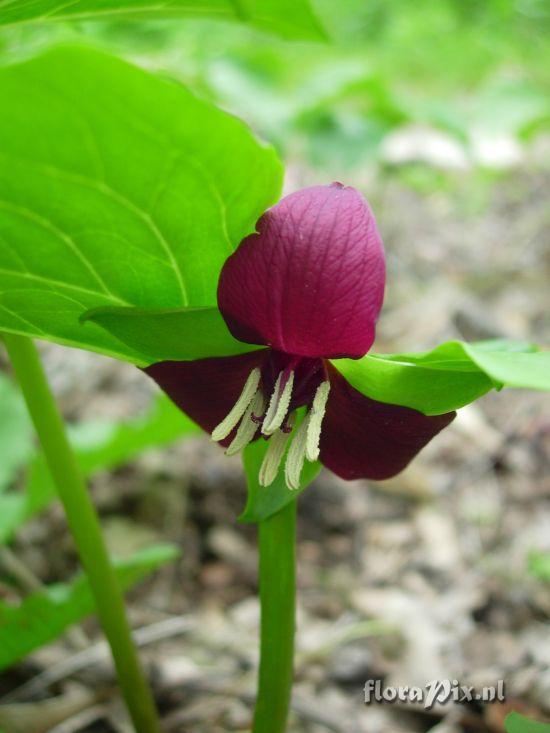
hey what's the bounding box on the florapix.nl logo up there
[364,679,506,710]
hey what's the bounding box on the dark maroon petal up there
[144,350,267,446]
[218,183,385,359]
[320,366,455,480]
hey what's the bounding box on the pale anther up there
[305,380,331,462]
[284,413,311,490]
[262,370,295,436]
[258,414,296,487]
[225,391,265,456]
[211,367,261,442]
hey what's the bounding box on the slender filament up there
[284,413,311,490]
[211,367,261,442]
[226,390,265,456]
[262,370,295,436]
[305,380,330,461]
[259,414,296,487]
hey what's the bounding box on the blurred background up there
[0,1,549,731]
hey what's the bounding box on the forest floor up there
[1,165,549,733]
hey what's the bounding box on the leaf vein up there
[0,199,128,304]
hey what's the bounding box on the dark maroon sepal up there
[144,350,267,447]
[320,366,455,480]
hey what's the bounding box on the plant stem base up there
[253,499,297,733]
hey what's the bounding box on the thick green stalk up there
[253,499,297,733]
[2,334,160,733]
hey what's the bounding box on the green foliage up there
[333,340,550,416]
[241,431,320,523]
[468,79,550,137]
[84,305,263,363]
[505,711,550,733]
[110,0,547,172]
[0,45,283,362]
[0,392,198,543]
[0,0,325,40]
[2,1,547,176]
[528,551,550,583]
[0,543,179,670]
[315,0,550,89]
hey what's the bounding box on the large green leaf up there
[0,45,283,363]
[0,0,326,40]
[0,544,179,670]
[0,371,34,492]
[240,425,320,523]
[333,340,550,416]
[83,305,263,364]
[0,393,198,543]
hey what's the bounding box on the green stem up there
[253,499,297,733]
[2,334,160,733]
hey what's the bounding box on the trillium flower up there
[145,183,455,488]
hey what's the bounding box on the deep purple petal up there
[144,350,267,446]
[218,183,385,359]
[320,366,455,480]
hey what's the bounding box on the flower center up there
[211,353,330,490]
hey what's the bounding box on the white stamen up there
[258,414,296,487]
[211,368,261,442]
[305,380,331,461]
[262,370,295,436]
[225,390,265,456]
[284,413,311,490]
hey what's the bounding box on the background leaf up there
[0,0,326,41]
[333,340,550,416]
[0,371,34,492]
[0,393,198,543]
[240,431,320,523]
[83,305,263,363]
[0,45,283,362]
[0,544,179,671]
[505,712,550,733]
[528,552,550,583]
